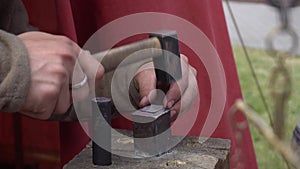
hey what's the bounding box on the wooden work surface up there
[64,130,231,169]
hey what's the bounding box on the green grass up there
[233,46,300,169]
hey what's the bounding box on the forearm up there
[0,30,30,112]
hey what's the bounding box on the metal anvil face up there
[132,105,171,157]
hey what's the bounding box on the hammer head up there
[150,30,182,84]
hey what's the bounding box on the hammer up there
[93,30,181,83]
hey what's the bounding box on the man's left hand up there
[134,54,198,121]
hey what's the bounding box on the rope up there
[224,0,274,127]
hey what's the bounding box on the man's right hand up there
[18,32,104,120]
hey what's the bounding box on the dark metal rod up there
[92,97,112,166]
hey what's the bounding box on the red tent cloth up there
[21,0,258,168]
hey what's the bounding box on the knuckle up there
[57,35,72,44]
[55,106,69,115]
[45,63,69,82]
[41,111,53,120]
[191,67,197,76]
[55,36,80,59]
[180,54,189,63]
[95,64,105,80]
[61,52,76,65]
[41,83,61,99]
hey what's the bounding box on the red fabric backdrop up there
[0,0,258,168]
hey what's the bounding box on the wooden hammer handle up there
[93,37,161,72]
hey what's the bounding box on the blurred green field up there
[232,46,300,169]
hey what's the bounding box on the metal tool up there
[132,105,171,157]
[92,97,112,166]
[150,30,181,83]
[93,30,181,79]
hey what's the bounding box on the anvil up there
[132,105,171,157]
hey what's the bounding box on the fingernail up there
[167,100,175,108]
[170,110,177,116]
[170,110,178,121]
[140,96,148,107]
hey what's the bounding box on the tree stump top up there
[64,130,231,169]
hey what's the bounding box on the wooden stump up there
[64,130,231,169]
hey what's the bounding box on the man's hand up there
[134,54,198,121]
[18,32,104,120]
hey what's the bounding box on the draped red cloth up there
[0,0,258,168]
